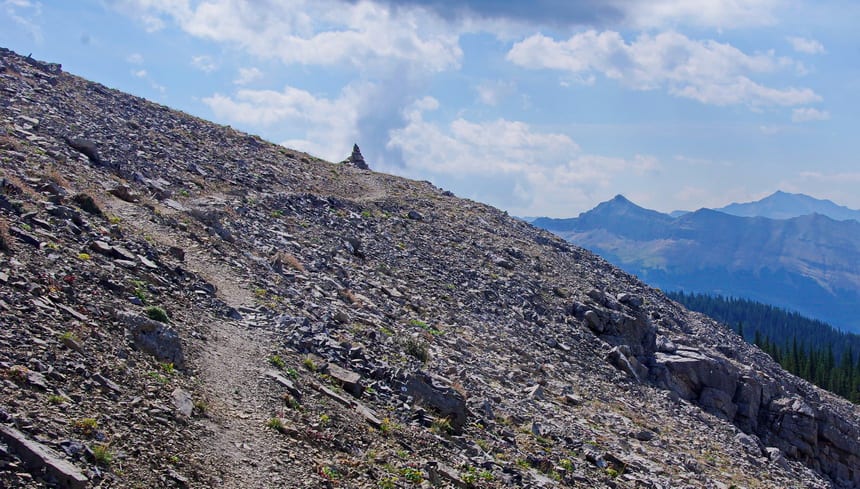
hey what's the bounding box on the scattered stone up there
[172,388,194,417]
[0,425,88,489]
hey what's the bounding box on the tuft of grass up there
[47,394,68,405]
[430,416,453,435]
[72,418,98,437]
[58,331,79,342]
[91,443,113,466]
[399,466,423,483]
[159,362,176,375]
[403,338,430,363]
[377,477,396,489]
[193,399,209,415]
[269,354,286,369]
[130,279,148,303]
[77,252,92,261]
[379,417,396,436]
[302,356,317,372]
[409,318,443,336]
[266,417,285,432]
[145,306,169,323]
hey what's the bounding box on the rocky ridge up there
[1,47,859,488]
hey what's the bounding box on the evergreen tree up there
[668,290,860,404]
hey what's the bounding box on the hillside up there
[668,292,860,403]
[534,196,860,333]
[1,48,860,489]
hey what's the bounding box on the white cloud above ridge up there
[386,97,659,215]
[507,30,820,108]
[203,82,372,161]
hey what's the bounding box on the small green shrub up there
[73,418,98,437]
[145,306,169,322]
[266,417,285,431]
[377,477,396,489]
[302,356,317,372]
[319,466,340,480]
[404,338,430,363]
[400,466,423,483]
[269,355,286,369]
[47,394,67,405]
[58,331,79,342]
[91,443,113,465]
[431,416,453,435]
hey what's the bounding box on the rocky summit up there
[0,47,859,489]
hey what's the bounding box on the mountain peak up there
[717,191,860,221]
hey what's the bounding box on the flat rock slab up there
[0,425,88,489]
[323,362,363,397]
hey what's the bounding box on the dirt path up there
[106,198,296,487]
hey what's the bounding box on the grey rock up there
[172,388,194,417]
[116,310,185,369]
[404,371,468,434]
[323,362,363,397]
[0,425,88,489]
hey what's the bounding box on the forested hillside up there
[669,291,860,403]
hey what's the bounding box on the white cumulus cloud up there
[191,55,218,73]
[115,0,462,73]
[203,82,374,161]
[507,30,819,108]
[234,67,263,85]
[787,36,825,54]
[387,98,658,215]
[619,0,782,29]
[791,107,830,122]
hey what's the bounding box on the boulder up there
[323,362,364,397]
[116,310,185,369]
[404,371,468,434]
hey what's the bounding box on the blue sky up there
[2,0,858,217]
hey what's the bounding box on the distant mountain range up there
[532,192,860,333]
[716,190,860,221]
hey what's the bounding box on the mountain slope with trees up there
[669,292,860,403]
